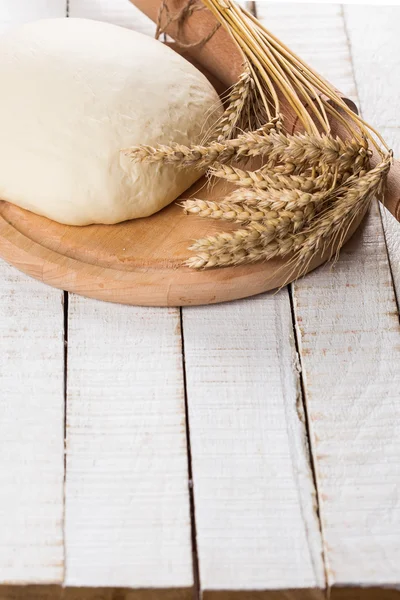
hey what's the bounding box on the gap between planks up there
[258,2,400,593]
[340,4,399,317]
[181,1,326,596]
[340,4,400,313]
[179,308,200,600]
[253,0,329,593]
[63,0,69,585]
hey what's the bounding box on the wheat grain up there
[212,66,254,141]
[294,156,391,267]
[260,131,371,172]
[185,235,297,269]
[210,163,320,191]
[161,0,391,276]
[121,120,280,169]
[182,197,314,229]
[226,186,329,211]
[186,156,391,270]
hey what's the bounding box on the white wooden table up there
[0,1,400,598]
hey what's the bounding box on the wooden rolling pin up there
[131,0,400,222]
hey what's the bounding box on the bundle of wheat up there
[123,0,392,277]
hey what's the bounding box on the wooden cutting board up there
[0,34,374,307]
[1,173,363,306]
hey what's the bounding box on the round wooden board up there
[0,175,366,306]
[0,44,368,308]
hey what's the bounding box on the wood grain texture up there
[2,587,400,600]
[342,5,400,301]
[0,0,66,587]
[203,591,400,600]
[182,292,325,595]
[203,592,324,600]
[293,201,400,587]
[0,586,191,600]
[380,127,400,297]
[179,2,325,593]
[0,265,65,585]
[64,297,192,589]
[2,0,399,307]
[0,1,399,596]
[256,3,358,107]
[258,2,400,591]
[0,191,366,307]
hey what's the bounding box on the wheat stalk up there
[123,128,370,177]
[185,156,391,270]
[211,65,254,141]
[294,156,391,268]
[124,0,392,279]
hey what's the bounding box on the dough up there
[0,18,223,225]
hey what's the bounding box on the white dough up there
[0,18,223,225]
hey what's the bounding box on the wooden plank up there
[293,201,400,590]
[256,3,358,106]
[0,269,65,585]
[68,0,155,35]
[342,5,400,302]
[379,127,400,296]
[0,0,66,586]
[64,298,192,591]
[342,7,400,131]
[180,3,324,595]
[256,2,400,592]
[63,4,192,592]
[0,586,191,600]
[182,292,325,596]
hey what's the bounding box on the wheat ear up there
[182,197,315,228]
[185,156,391,269]
[121,121,280,169]
[256,131,371,173]
[211,66,254,141]
[185,185,329,213]
[209,163,330,192]
[294,155,391,268]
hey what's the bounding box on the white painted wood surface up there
[258,2,400,590]
[64,298,192,590]
[380,129,400,295]
[0,270,65,586]
[0,0,399,596]
[343,4,400,304]
[0,0,66,586]
[257,3,358,106]
[183,293,325,593]
[294,200,400,587]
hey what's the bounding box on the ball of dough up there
[0,18,223,225]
